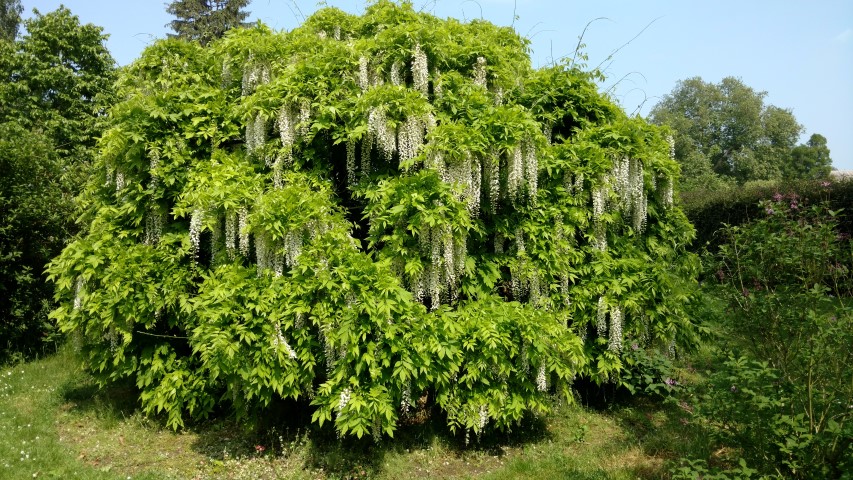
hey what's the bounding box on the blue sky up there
[22,0,853,169]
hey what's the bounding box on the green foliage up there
[166,0,250,46]
[680,200,853,478]
[681,178,853,251]
[650,76,831,188]
[0,124,68,360]
[48,1,697,438]
[0,0,21,41]
[0,7,115,362]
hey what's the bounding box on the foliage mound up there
[681,178,853,252]
[0,7,115,362]
[676,199,853,478]
[48,1,697,438]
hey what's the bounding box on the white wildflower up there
[367,108,395,160]
[73,277,83,310]
[189,209,203,257]
[144,207,163,246]
[608,305,623,352]
[338,387,352,412]
[357,56,369,91]
[473,56,487,88]
[596,297,607,336]
[401,384,412,414]
[536,362,548,392]
[477,404,489,431]
[272,321,298,359]
[663,177,673,208]
[390,60,403,86]
[225,211,236,259]
[238,207,249,257]
[412,43,429,96]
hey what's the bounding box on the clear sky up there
[21,0,853,169]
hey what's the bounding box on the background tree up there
[789,133,832,179]
[166,0,250,46]
[0,7,115,361]
[0,0,22,41]
[650,76,831,190]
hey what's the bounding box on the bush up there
[680,178,853,252]
[0,124,70,362]
[47,2,697,437]
[679,199,853,478]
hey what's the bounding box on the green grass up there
[1,346,710,480]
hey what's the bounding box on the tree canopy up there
[166,0,250,46]
[0,6,115,361]
[650,76,831,190]
[0,0,22,41]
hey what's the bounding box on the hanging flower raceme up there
[47,3,695,440]
[412,43,429,96]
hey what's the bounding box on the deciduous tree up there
[0,7,115,361]
[650,77,830,189]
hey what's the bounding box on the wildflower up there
[401,384,412,414]
[390,61,403,86]
[338,388,352,412]
[631,343,639,351]
[821,181,831,187]
[189,209,203,256]
[357,56,369,90]
[536,362,548,392]
[412,44,429,96]
[596,297,607,335]
[477,404,489,431]
[473,56,487,87]
[664,378,676,386]
[730,385,738,393]
[255,445,266,453]
[765,207,775,215]
[608,305,623,352]
[238,207,249,256]
[772,192,783,202]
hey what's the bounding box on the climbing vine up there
[49,1,697,439]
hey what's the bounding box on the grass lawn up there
[1,346,710,480]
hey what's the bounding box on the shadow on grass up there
[59,373,141,424]
[182,395,552,479]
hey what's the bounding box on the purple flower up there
[631,343,639,351]
[665,378,677,386]
[790,202,798,210]
[772,192,783,202]
[765,207,775,215]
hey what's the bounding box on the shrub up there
[47,1,697,437]
[681,199,853,478]
[681,178,853,252]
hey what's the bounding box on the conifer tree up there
[166,0,250,46]
[0,0,23,41]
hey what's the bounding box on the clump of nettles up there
[48,1,696,439]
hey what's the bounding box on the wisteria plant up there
[48,1,697,439]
